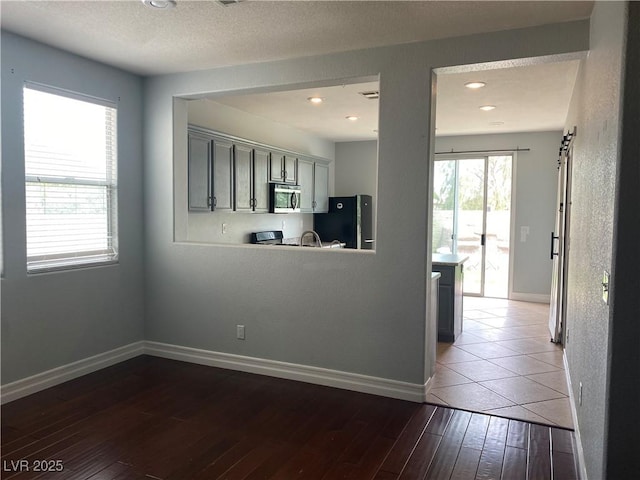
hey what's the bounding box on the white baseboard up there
[1,340,428,405]
[423,374,433,400]
[510,292,551,303]
[564,351,588,480]
[144,341,427,403]
[0,341,145,404]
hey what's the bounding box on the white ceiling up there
[1,0,591,140]
[205,59,581,142]
[435,60,582,137]
[209,81,382,142]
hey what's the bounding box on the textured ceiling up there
[1,0,593,76]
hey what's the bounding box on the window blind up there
[23,85,118,272]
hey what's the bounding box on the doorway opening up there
[432,154,513,298]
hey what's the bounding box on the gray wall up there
[562,2,635,479]
[435,132,560,298]
[0,32,145,383]
[144,21,589,386]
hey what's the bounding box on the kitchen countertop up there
[432,253,469,266]
[256,240,346,249]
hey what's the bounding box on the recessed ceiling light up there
[479,105,496,111]
[465,82,486,89]
[142,0,176,9]
[346,115,359,121]
[307,97,324,104]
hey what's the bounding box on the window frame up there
[23,82,119,274]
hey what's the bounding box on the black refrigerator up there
[313,195,374,249]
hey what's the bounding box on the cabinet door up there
[283,155,297,184]
[313,163,329,212]
[297,158,314,213]
[234,143,253,212]
[253,148,270,213]
[269,151,285,183]
[188,131,212,211]
[437,285,455,341]
[212,137,233,211]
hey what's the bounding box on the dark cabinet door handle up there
[550,232,560,259]
[480,234,486,246]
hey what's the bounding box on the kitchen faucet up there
[299,230,322,247]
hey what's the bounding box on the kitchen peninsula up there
[432,253,468,342]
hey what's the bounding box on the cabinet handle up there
[312,200,317,209]
[282,169,286,180]
[213,196,217,208]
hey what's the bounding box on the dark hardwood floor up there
[1,356,577,480]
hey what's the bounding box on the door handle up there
[550,232,559,259]
[480,234,486,246]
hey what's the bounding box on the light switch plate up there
[602,271,610,305]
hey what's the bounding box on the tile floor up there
[427,296,575,429]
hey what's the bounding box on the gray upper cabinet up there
[188,131,212,211]
[283,155,297,184]
[234,143,253,212]
[211,137,234,211]
[253,148,270,213]
[188,125,330,215]
[298,157,330,213]
[235,144,270,213]
[270,152,297,184]
[297,158,315,213]
[188,129,234,212]
[313,163,329,213]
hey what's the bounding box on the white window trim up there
[23,83,119,274]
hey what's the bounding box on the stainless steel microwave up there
[269,183,301,213]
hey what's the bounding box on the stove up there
[250,230,298,246]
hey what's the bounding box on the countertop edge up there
[432,254,470,266]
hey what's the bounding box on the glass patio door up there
[456,159,486,295]
[432,155,512,298]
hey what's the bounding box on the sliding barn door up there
[549,132,574,343]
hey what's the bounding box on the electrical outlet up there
[236,325,245,340]
[520,226,530,242]
[281,220,286,230]
[579,382,583,406]
[222,223,228,234]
